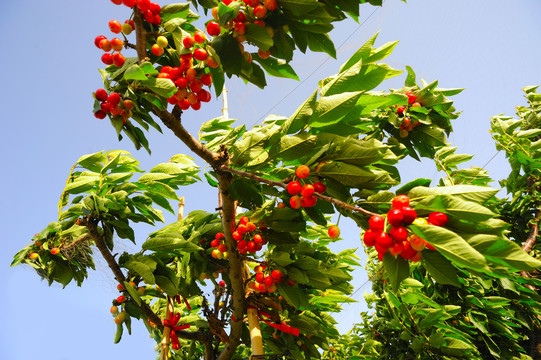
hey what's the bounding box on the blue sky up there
[1,1,540,359]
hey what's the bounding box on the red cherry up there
[389,242,404,256]
[237,224,247,234]
[211,239,220,248]
[95,89,108,102]
[428,212,448,227]
[363,229,378,247]
[290,196,301,209]
[313,182,326,193]
[397,106,406,117]
[194,31,206,43]
[237,240,247,250]
[206,21,221,36]
[247,241,257,253]
[100,102,112,113]
[264,276,274,287]
[300,195,317,208]
[264,0,277,10]
[240,216,249,225]
[116,295,126,304]
[401,207,417,225]
[94,110,107,119]
[123,0,136,7]
[232,231,243,241]
[234,11,246,22]
[117,283,124,291]
[94,35,107,48]
[234,22,246,35]
[99,39,112,52]
[287,181,302,195]
[108,20,122,34]
[271,270,282,281]
[253,4,267,18]
[389,226,408,243]
[387,209,404,227]
[256,272,265,284]
[369,215,385,232]
[400,241,417,260]
[295,165,310,179]
[183,36,195,48]
[218,243,227,253]
[253,234,263,245]
[392,195,410,209]
[111,0,123,4]
[300,184,314,198]
[151,44,164,56]
[328,225,340,239]
[408,94,416,105]
[176,77,188,89]
[112,53,125,67]
[375,232,393,249]
[137,0,150,12]
[107,92,121,106]
[149,2,161,15]
[215,232,225,239]
[218,280,226,287]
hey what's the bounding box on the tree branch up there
[522,210,540,253]
[153,106,222,166]
[216,171,246,360]
[133,7,148,63]
[219,165,378,217]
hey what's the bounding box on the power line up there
[481,151,499,169]
[251,3,384,127]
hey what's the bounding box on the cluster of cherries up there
[110,281,146,323]
[93,89,134,122]
[233,216,267,255]
[363,194,448,261]
[250,264,285,294]
[94,18,135,68]
[394,90,423,138]
[110,0,162,25]
[286,165,326,209]
[158,43,216,112]
[208,0,278,61]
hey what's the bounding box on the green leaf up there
[422,250,461,287]
[277,282,310,309]
[410,225,489,272]
[124,255,157,285]
[140,78,177,98]
[155,275,178,297]
[396,178,431,195]
[310,91,364,127]
[317,162,397,189]
[124,64,147,81]
[245,23,273,52]
[282,90,317,135]
[382,252,409,291]
[143,225,203,252]
[279,0,320,16]
[217,1,240,26]
[414,195,495,222]
[419,309,444,329]
[212,34,243,75]
[123,281,142,306]
[408,185,498,204]
[253,55,299,80]
[339,32,379,72]
[114,322,123,344]
[466,234,541,271]
[228,179,264,210]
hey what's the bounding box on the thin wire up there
[480,151,499,169]
[251,3,384,127]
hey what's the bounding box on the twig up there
[219,165,378,217]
